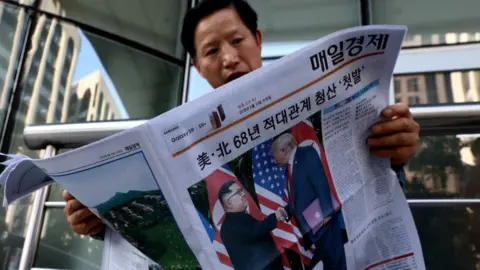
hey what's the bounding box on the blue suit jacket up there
[284,145,339,246]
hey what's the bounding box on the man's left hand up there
[367,103,420,165]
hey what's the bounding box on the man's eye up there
[206,48,218,56]
[232,38,243,45]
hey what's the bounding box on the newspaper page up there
[145,25,425,270]
[28,126,203,270]
[0,25,425,270]
[102,228,163,270]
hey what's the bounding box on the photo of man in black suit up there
[218,180,286,270]
[271,133,347,270]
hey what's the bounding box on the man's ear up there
[192,58,201,74]
[255,30,263,49]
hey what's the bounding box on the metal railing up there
[17,103,480,269]
[17,146,57,270]
[22,103,480,150]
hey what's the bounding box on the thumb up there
[63,190,74,201]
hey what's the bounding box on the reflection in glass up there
[394,70,480,106]
[0,2,28,129]
[0,3,33,270]
[38,0,188,60]
[404,135,480,199]
[48,183,68,202]
[411,204,480,269]
[250,0,359,43]
[33,209,103,270]
[7,13,185,158]
[372,0,480,47]
[0,195,35,270]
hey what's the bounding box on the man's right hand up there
[63,190,104,236]
[275,207,288,222]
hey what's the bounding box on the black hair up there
[180,0,258,58]
[218,180,236,207]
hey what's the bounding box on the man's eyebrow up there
[199,29,242,49]
[200,39,217,49]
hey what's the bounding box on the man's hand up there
[275,207,287,222]
[368,103,420,164]
[63,190,104,236]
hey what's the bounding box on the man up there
[64,0,420,247]
[217,180,286,270]
[271,133,346,269]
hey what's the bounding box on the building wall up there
[70,70,122,122]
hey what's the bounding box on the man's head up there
[218,180,247,213]
[271,133,297,166]
[181,0,263,88]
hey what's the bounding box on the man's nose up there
[221,45,239,68]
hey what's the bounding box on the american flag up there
[204,165,292,269]
[197,209,233,269]
[252,120,329,265]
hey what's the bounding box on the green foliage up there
[407,136,464,186]
[405,136,479,269]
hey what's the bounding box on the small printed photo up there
[188,111,349,270]
[209,104,227,130]
[53,152,200,270]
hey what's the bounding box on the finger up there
[87,223,105,236]
[383,103,412,118]
[63,190,74,201]
[68,207,94,226]
[368,132,418,148]
[73,216,103,235]
[371,118,419,136]
[65,199,86,216]
[370,146,417,164]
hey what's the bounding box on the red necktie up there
[287,165,295,208]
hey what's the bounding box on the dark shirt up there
[220,211,284,270]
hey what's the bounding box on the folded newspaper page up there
[102,228,163,270]
[0,25,425,270]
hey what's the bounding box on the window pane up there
[404,134,480,199]
[411,204,480,269]
[0,3,32,269]
[33,208,104,269]
[0,2,28,132]
[251,0,359,45]
[6,15,184,159]
[48,183,67,202]
[0,195,35,269]
[38,0,188,59]
[394,70,480,105]
[372,0,480,47]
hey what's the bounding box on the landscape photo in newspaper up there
[51,151,200,269]
[188,111,350,270]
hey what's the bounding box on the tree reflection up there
[405,136,480,269]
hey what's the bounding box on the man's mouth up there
[227,72,246,83]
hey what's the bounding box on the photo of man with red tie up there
[271,132,347,270]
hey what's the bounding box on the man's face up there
[223,183,247,212]
[193,7,263,88]
[272,145,291,166]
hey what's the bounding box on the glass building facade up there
[0,0,479,269]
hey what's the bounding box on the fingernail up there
[384,108,393,117]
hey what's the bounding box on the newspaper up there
[102,228,163,270]
[0,25,425,270]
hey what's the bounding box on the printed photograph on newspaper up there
[188,110,350,270]
[51,151,200,269]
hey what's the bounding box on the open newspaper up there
[0,25,425,270]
